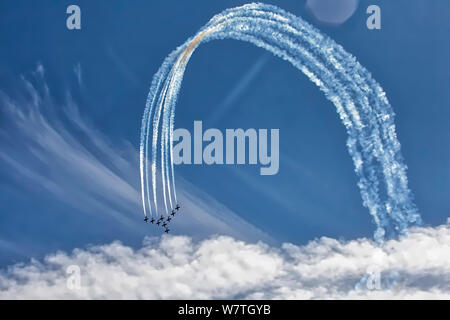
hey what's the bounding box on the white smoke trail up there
[140,3,421,241]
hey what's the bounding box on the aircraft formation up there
[143,204,181,233]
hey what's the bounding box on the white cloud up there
[1,222,449,299]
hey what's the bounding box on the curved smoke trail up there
[140,3,422,242]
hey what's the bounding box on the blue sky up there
[0,0,449,271]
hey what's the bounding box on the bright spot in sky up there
[306,0,359,26]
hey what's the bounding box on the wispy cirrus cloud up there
[0,64,272,264]
[0,222,449,299]
[0,65,141,229]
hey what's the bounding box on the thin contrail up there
[206,52,271,126]
[140,3,421,242]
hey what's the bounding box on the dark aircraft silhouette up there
[158,216,164,222]
[175,204,180,210]
[162,223,168,228]
[171,210,176,216]
[150,218,155,224]
[166,217,172,222]
[144,217,149,223]
[165,228,170,234]
[156,221,161,226]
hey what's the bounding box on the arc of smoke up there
[140,3,421,242]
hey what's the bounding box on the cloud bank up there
[1,221,449,299]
